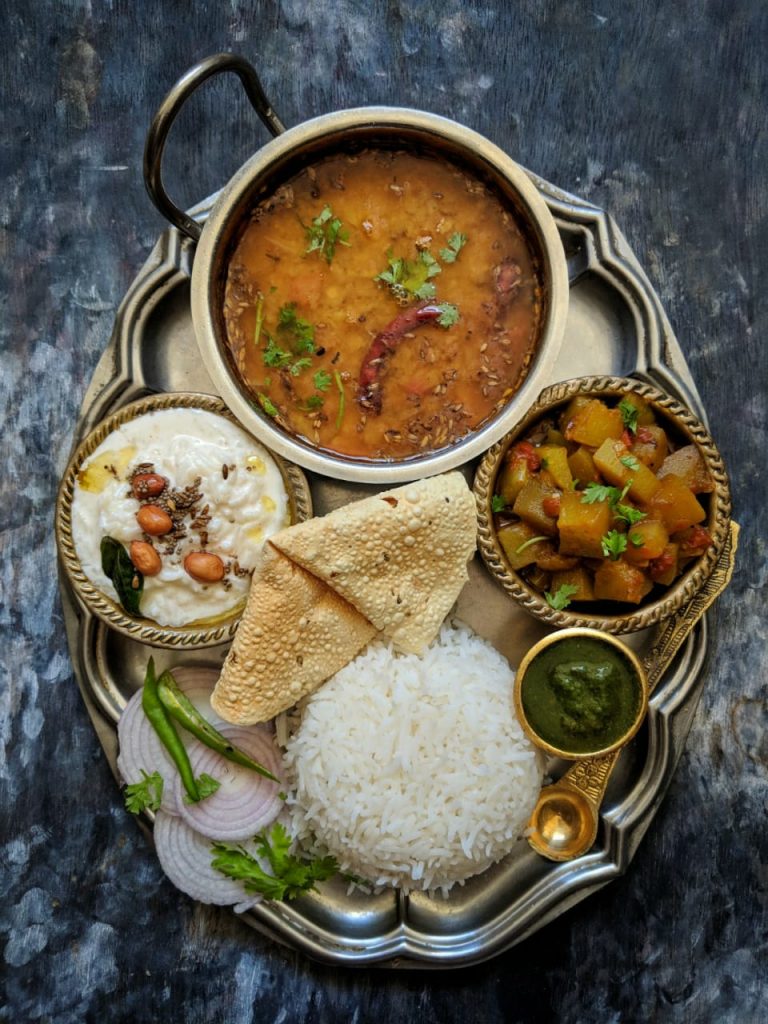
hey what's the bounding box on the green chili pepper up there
[157,670,278,783]
[141,658,201,803]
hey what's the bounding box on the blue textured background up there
[1,2,765,1021]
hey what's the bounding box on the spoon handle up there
[549,522,739,809]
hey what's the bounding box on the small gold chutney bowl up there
[513,628,649,761]
[55,392,312,650]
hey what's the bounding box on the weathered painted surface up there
[1,2,766,1021]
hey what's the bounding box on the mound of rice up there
[283,621,542,893]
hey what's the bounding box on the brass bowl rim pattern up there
[473,375,732,634]
[513,627,650,759]
[55,391,313,649]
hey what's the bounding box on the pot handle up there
[143,53,286,241]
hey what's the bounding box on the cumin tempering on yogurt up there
[71,408,289,626]
[223,148,544,460]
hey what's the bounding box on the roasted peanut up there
[129,540,162,576]
[184,552,225,583]
[136,504,173,536]
[131,472,166,499]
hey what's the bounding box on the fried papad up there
[269,471,477,653]
[211,545,376,724]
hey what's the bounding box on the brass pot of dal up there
[144,54,569,483]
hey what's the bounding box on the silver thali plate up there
[59,172,710,967]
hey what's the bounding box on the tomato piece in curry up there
[223,149,543,460]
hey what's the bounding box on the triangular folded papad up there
[211,545,376,725]
[268,471,477,654]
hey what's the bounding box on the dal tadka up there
[223,148,543,460]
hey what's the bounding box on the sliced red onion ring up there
[116,688,178,815]
[173,726,284,841]
[153,811,263,910]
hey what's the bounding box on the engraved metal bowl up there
[55,392,312,649]
[473,375,732,634]
[144,54,570,484]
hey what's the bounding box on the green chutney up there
[520,635,643,754]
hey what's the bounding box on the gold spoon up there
[527,521,739,862]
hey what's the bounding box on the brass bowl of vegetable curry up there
[144,55,569,483]
[474,376,732,634]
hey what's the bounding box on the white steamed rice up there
[283,621,542,894]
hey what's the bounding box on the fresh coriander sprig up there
[211,822,338,901]
[618,398,639,434]
[614,502,647,527]
[277,303,315,354]
[263,336,292,370]
[257,393,278,418]
[303,205,350,264]
[491,494,507,513]
[439,232,468,263]
[580,482,620,505]
[601,530,628,560]
[581,480,645,526]
[313,369,332,391]
[545,583,580,610]
[183,773,221,805]
[435,302,460,327]
[124,770,164,815]
[620,454,640,471]
[289,357,313,377]
[298,394,324,412]
[375,250,442,301]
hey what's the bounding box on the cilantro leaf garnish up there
[261,306,318,378]
[620,454,640,471]
[263,336,292,369]
[123,770,164,814]
[375,250,442,301]
[257,393,278,418]
[313,369,332,392]
[211,823,338,901]
[289,357,313,377]
[491,494,507,513]
[303,205,350,264]
[277,303,315,354]
[184,773,221,805]
[614,502,647,527]
[618,398,639,434]
[545,583,580,611]
[439,232,468,263]
[581,482,646,532]
[601,530,628,560]
[629,531,645,547]
[436,302,460,327]
[580,482,620,505]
